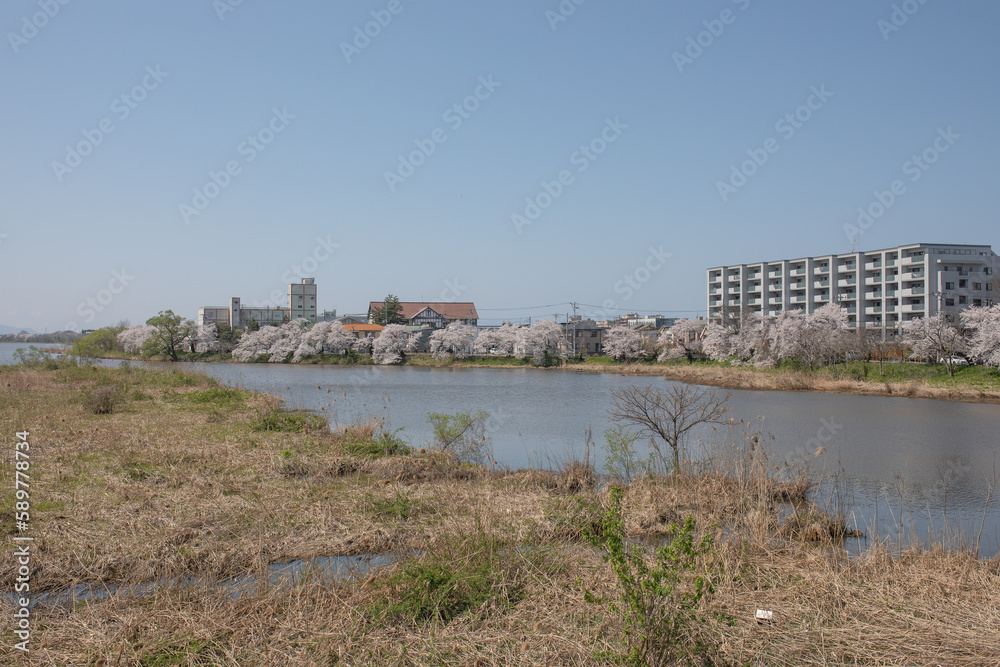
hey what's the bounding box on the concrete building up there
[198,278,320,328]
[708,243,998,331]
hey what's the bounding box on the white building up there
[708,243,998,331]
[198,278,319,328]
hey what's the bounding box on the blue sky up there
[2,0,998,331]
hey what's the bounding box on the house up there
[342,323,384,339]
[367,302,479,327]
[560,319,606,356]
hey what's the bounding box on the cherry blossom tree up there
[429,323,478,360]
[903,314,967,376]
[352,334,374,356]
[517,319,564,365]
[474,323,519,356]
[232,325,281,362]
[372,324,409,365]
[701,322,734,361]
[765,310,806,365]
[658,319,703,363]
[603,325,645,361]
[193,323,219,354]
[117,324,157,354]
[730,313,771,365]
[961,304,1000,369]
[264,320,310,363]
[801,303,850,368]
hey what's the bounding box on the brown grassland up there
[1,363,999,665]
[603,362,1000,405]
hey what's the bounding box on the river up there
[3,343,998,558]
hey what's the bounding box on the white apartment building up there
[707,243,998,330]
[198,278,319,328]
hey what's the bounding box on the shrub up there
[84,386,123,415]
[586,486,725,666]
[370,531,553,625]
[341,427,410,458]
[426,410,491,465]
[250,409,327,433]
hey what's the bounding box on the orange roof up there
[367,302,479,320]
[343,323,385,332]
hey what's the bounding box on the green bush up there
[342,428,410,458]
[71,327,123,358]
[185,387,249,410]
[370,531,553,625]
[586,486,725,666]
[250,409,327,433]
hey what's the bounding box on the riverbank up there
[2,363,998,665]
[606,359,1000,404]
[124,344,1000,404]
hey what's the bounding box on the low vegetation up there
[2,363,998,665]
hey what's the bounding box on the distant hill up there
[0,324,36,335]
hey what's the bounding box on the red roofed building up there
[367,302,478,328]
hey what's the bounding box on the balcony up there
[838,264,857,273]
[747,297,761,305]
[748,283,762,293]
[901,303,926,313]
[838,277,857,287]
[792,267,806,275]
[838,292,857,301]
[865,290,882,300]
[814,294,829,303]
[865,305,882,315]
[769,282,782,292]
[728,274,740,283]
[728,287,741,295]
[845,305,857,314]
[901,255,924,266]
[709,287,721,295]
[865,260,882,271]
[790,295,806,304]
[901,287,925,297]
[865,275,882,286]
[768,270,782,278]
[769,297,782,305]
[883,305,897,313]
[813,266,830,275]
[814,279,829,288]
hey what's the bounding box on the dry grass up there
[636,363,1000,404]
[2,364,998,665]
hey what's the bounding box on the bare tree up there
[608,384,730,475]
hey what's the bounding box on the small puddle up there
[18,553,403,608]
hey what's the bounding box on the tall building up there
[707,243,998,330]
[198,278,320,328]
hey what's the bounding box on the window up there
[959,296,967,305]
[945,282,955,290]
[959,280,967,288]
[945,298,955,307]
[974,299,982,307]
[988,285,994,292]
[973,282,981,290]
